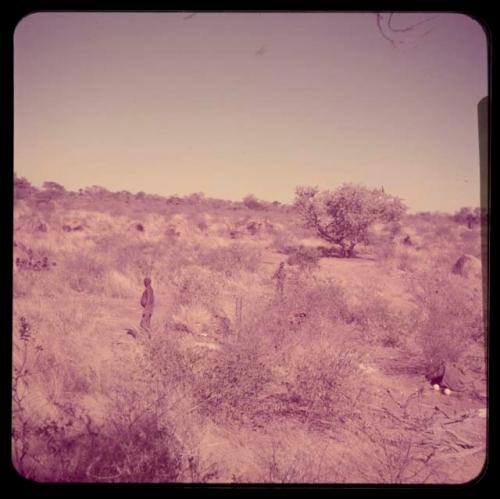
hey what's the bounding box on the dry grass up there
[12,192,486,483]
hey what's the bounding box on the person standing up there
[272,262,286,299]
[140,277,154,334]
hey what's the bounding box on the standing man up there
[140,277,154,334]
[272,262,286,300]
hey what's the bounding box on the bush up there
[243,194,264,210]
[14,328,205,482]
[459,229,481,258]
[196,243,262,277]
[256,440,341,483]
[286,246,322,271]
[193,342,274,426]
[365,222,402,260]
[408,269,484,366]
[14,175,36,201]
[84,411,184,483]
[341,286,421,349]
[63,253,106,294]
[282,344,366,428]
[15,250,54,272]
[453,207,482,229]
[21,401,185,482]
[237,278,352,356]
[395,248,420,273]
[271,231,301,254]
[171,265,222,309]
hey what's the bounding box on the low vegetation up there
[12,175,487,483]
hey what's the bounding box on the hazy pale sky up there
[14,12,488,212]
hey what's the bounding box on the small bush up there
[243,195,264,210]
[196,244,261,277]
[342,290,419,349]
[394,248,419,273]
[84,413,184,483]
[453,207,482,229]
[257,441,341,483]
[165,225,181,240]
[242,278,351,350]
[283,344,365,428]
[26,404,185,482]
[408,269,484,365]
[270,230,301,253]
[64,253,106,294]
[171,265,222,309]
[15,254,53,272]
[286,246,322,271]
[193,343,274,426]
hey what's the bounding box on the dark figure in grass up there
[427,360,465,395]
[272,262,286,299]
[140,277,154,334]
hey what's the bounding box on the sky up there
[14,12,488,212]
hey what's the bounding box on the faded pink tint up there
[13,12,487,485]
[14,12,487,212]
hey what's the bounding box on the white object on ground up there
[433,384,440,391]
[444,388,452,396]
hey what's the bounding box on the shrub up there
[270,231,300,254]
[14,175,36,201]
[282,344,366,428]
[84,411,184,483]
[358,426,435,484]
[237,278,352,358]
[103,270,137,299]
[63,253,106,294]
[256,440,341,483]
[16,329,202,482]
[22,401,185,482]
[197,220,208,232]
[408,269,484,366]
[196,243,262,277]
[15,252,54,272]
[171,265,222,309]
[185,212,209,232]
[459,229,481,258]
[286,246,322,271]
[193,342,274,426]
[243,194,264,210]
[165,225,181,239]
[395,248,419,273]
[342,288,420,348]
[453,206,482,229]
[365,222,402,260]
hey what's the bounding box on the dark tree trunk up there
[346,242,356,258]
[339,242,356,257]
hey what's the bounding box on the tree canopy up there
[294,183,407,257]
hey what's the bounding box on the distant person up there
[272,262,286,299]
[140,277,154,334]
[466,213,474,229]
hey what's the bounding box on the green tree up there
[294,183,406,257]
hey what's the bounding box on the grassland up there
[12,186,487,483]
